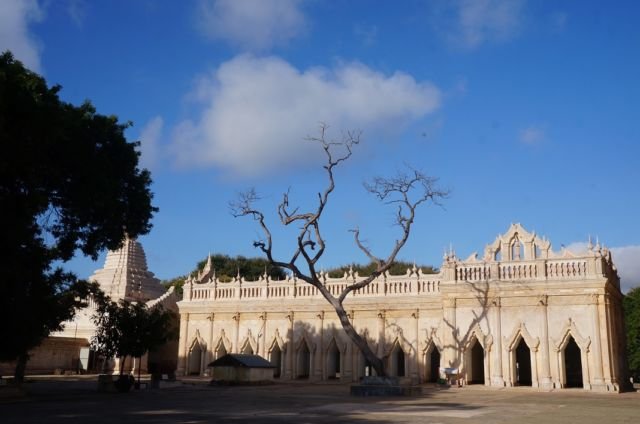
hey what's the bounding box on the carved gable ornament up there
[483,223,551,261]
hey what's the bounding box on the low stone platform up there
[350,376,422,396]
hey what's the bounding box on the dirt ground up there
[1,376,639,424]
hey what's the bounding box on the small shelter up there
[208,354,275,383]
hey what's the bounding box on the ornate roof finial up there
[587,235,593,251]
[203,252,212,274]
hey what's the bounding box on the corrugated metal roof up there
[208,354,275,368]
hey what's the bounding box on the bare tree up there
[230,124,448,377]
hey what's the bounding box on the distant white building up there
[177,224,627,391]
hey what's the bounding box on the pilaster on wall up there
[442,297,458,369]
[538,295,553,389]
[176,313,189,376]
[490,297,504,387]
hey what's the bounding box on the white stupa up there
[88,237,165,302]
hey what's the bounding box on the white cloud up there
[564,242,640,293]
[519,125,545,144]
[611,246,640,293]
[66,0,87,28]
[196,0,306,50]
[0,0,44,71]
[433,0,525,49]
[564,241,588,254]
[170,55,441,177]
[138,116,164,171]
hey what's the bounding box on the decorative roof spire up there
[203,252,212,273]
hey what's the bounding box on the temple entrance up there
[326,339,341,379]
[215,342,227,360]
[564,337,583,388]
[241,340,254,354]
[468,340,485,384]
[389,343,406,377]
[296,340,311,379]
[359,351,373,377]
[515,338,532,386]
[188,342,202,375]
[269,344,282,378]
[427,347,441,383]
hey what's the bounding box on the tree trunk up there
[332,301,386,377]
[14,353,29,384]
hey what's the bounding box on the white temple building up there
[176,224,627,391]
[0,238,178,376]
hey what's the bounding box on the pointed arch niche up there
[295,335,314,379]
[385,337,413,378]
[239,330,258,354]
[422,335,443,383]
[213,330,231,361]
[355,330,376,379]
[268,330,286,379]
[187,330,207,376]
[553,319,591,389]
[504,323,540,387]
[462,324,492,385]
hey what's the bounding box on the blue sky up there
[2,0,639,291]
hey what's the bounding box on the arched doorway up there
[564,336,583,388]
[427,347,441,383]
[188,342,202,375]
[468,340,485,384]
[269,343,282,378]
[515,338,532,386]
[296,340,311,379]
[241,340,254,354]
[389,343,406,377]
[359,351,373,377]
[326,339,341,379]
[215,341,227,360]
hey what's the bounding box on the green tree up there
[326,261,437,278]
[0,51,157,382]
[91,293,175,378]
[162,254,286,295]
[624,287,640,378]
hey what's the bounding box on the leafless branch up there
[339,168,449,302]
[230,126,447,377]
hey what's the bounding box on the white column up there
[491,297,504,386]
[286,311,294,379]
[591,294,605,388]
[442,298,457,368]
[316,311,324,380]
[176,313,189,376]
[538,296,553,388]
[233,312,240,353]
[207,313,215,366]
[413,309,420,382]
